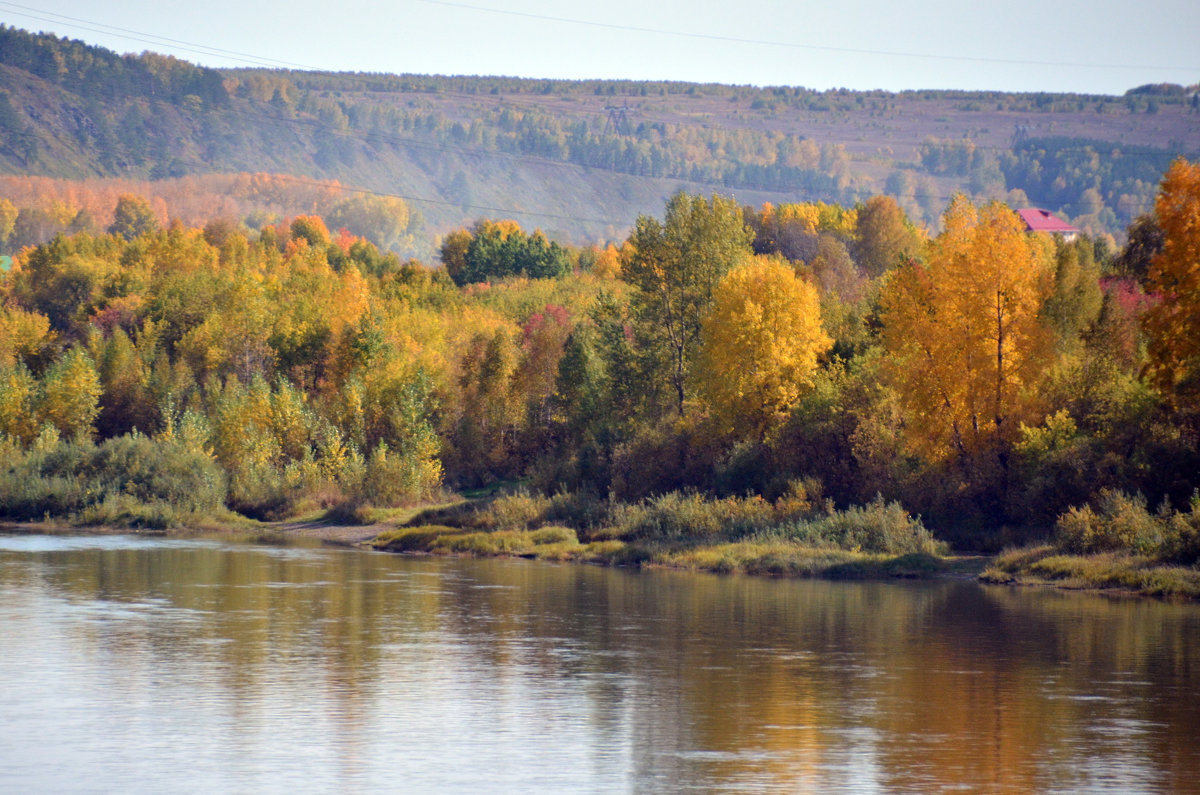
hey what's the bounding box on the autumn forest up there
[3,26,1200,594]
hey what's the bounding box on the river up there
[1,533,1198,792]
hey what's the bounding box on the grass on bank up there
[981,490,1200,599]
[981,546,1200,598]
[371,522,968,578]
[370,484,971,579]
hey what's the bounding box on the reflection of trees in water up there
[9,542,1200,791]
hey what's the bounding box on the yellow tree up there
[695,255,831,438]
[881,196,1054,460]
[590,243,623,280]
[0,197,17,250]
[0,304,52,369]
[1144,158,1200,404]
[0,361,39,444]
[38,346,102,440]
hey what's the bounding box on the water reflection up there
[1,533,1198,792]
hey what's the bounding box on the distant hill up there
[1,24,1197,252]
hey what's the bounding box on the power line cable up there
[1,12,1191,222]
[0,3,322,70]
[5,4,1198,148]
[6,0,1198,76]
[414,0,1200,73]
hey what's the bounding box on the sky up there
[0,0,1197,95]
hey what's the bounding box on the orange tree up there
[880,196,1054,462]
[1144,159,1200,406]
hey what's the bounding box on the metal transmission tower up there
[603,103,633,137]
[1011,123,1033,147]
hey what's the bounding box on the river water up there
[1,533,1198,793]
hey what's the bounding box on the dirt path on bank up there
[268,520,384,546]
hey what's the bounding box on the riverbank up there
[362,490,1200,598]
[981,545,1200,599]
[367,521,989,579]
[0,515,386,547]
[6,493,1200,600]
[366,523,1200,599]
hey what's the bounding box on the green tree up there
[95,327,157,438]
[852,195,923,278]
[450,329,522,481]
[1042,237,1103,354]
[15,237,101,336]
[622,192,753,416]
[289,215,329,248]
[328,195,416,253]
[455,223,569,286]
[439,229,472,283]
[1112,213,1164,284]
[108,194,159,241]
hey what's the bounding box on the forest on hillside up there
[3,156,1200,572]
[1,24,1198,249]
[0,173,422,257]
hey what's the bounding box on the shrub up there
[1162,506,1200,565]
[615,492,779,541]
[767,496,942,555]
[0,432,228,525]
[228,460,293,520]
[89,433,226,513]
[1054,491,1163,555]
[478,489,553,530]
[544,490,610,532]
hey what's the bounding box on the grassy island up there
[369,488,978,580]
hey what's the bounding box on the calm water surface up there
[1,533,1199,793]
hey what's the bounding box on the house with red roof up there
[1016,208,1079,241]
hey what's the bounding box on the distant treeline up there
[0,24,1197,244]
[0,25,227,107]
[914,134,1197,235]
[0,173,421,256]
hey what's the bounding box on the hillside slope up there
[1,25,1197,248]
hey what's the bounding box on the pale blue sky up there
[1,0,1197,94]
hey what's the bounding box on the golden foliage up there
[0,362,39,444]
[881,197,1054,459]
[758,201,858,240]
[591,243,623,280]
[0,305,52,368]
[474,219,522,240]
[695,255,831,437]
[1144,159,1200,403]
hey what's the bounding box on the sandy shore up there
[269,520,384,546]
[0,519,386,547]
